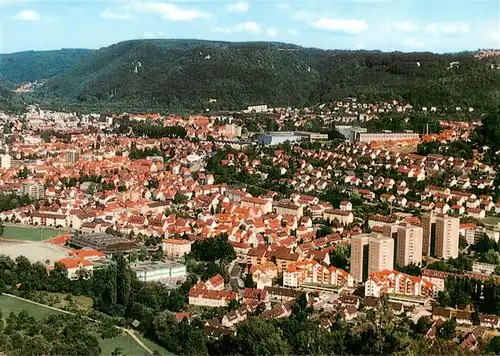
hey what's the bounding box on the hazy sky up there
[0,0,499,53]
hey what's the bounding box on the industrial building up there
[354,131,419,143]
[69,232,138,254]
[257,131,329,145]
[132,261,187,284]
[335,125,367,141]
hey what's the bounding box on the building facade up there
[422,212,459,259]
[395,223,423,266]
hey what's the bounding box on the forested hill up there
[0,48,94,86]
[6,39,500,112]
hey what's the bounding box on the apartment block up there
[351,233,394,283]
[435,214,459,259]
[20,181,45,199]
[422,212,459,259]
[395,223,423,266]
[351,234,370,282]
[368,234,395,276]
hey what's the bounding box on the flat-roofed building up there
[132,261,187,284]
[69,232,138,254]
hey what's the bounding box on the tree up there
[486,336,500,355]
[190,234,236,262]
[244,273,256,288]
[111,347,123,356]
[235,318,291,356]
[437,319,456,340]
[329,245,350,270]
[116,254,131,308]
[395,263,421,277]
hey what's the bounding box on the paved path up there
[3,293,154,355]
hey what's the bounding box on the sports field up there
[0,294,172,355]
[0,241,69,264]
[2,226,61,241]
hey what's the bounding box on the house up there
[189,280,238,308]
[480,314,499,329]
[339,201,352,212]
[163,238,192,258]
[206,274,225,291]
[432,307,453,320]
[456,311,473,326]
[274,201,304,219]
[242,288,270,307]
[338,305,358,321]
[323,209,354,225]
[56,256,94,280]
[467,208,486,219]
[264,286,304,302]
[70,248,106,262]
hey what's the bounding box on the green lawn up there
[99,333,173,356]
[2,226,62,241]
[0,295,172,356]
[0,294,59,319]
[484,216,500,227]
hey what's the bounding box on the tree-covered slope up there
[39,40,319,110]
[35,39,500,111]
[0,48,94,85]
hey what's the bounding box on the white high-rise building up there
[0,154,11,169]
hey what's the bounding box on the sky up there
[0,0,499,54]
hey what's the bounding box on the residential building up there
[20,181,45,199]
[0,154,11,169]
[283,260,353,288]
[56,256,93,280]
[163,238,192,258]
[274,201,303,219]
[435,214,460,259]
[66,150,80,163]
[350,234,370,282]
[422,212,459,259]
[365,270,435,298]
[351,233,394,283]
[395,222,423,266]
[189,276,238,308]
[369,234,395,277]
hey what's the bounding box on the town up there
[0,98,499,355]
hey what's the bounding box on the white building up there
[0,154,11,169]
[132,261,187,284]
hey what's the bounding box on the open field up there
[2,226,62,241]
[0,241,70,263]
[0,294,172,355]
[99,333,173,356]
[36,292,94,312]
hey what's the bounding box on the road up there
[229,260,244,292]
[3,293,154,355]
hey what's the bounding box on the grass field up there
[2,226,62,241]
[0,295,173,356]
[0,293,59,319]
[484,216,500,227]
